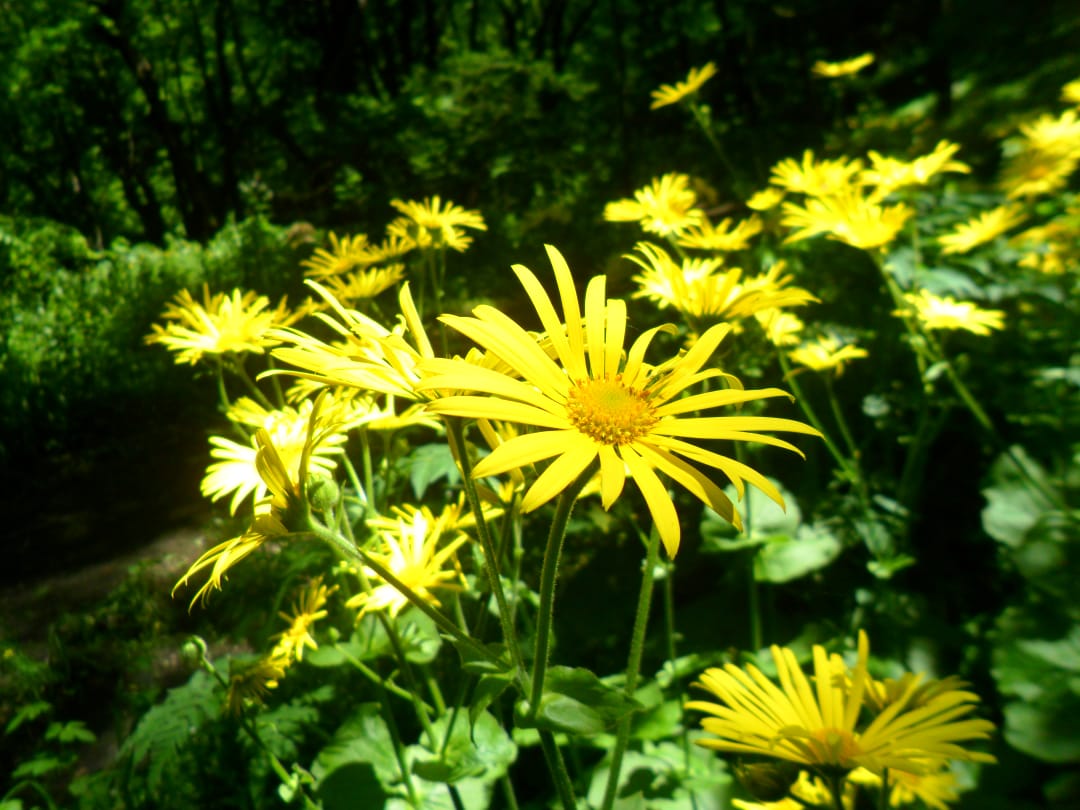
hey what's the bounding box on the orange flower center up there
[565,377,657,446]
[808,727,863,768]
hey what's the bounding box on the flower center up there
[808,727,863,768]
[565,377,657,446]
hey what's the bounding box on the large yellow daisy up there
[416,245,819,557]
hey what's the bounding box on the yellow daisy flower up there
[746,187,785,211]
[788,336,868,374]
[301,232,373,277]
[811,52,874,79]
[686,631,996,776]
[318,264,406,306]
[176,429,300,605]
[346,509,471,617]
[781,189,913,249]
[1000,147,1079,198]
[145,285,301,365]
[770,151,865,198]
[1019,109,1080,157]
[937,204,1026,254]
[1063,78,1080,107]
[387,195,486,252]
[899,291,1005,335]
[416,245,819,557]
[201,397,348,514]
[650,62,719,109]
[271,576,336,664]
[849,762,961,810]
[227,653,289,715]
[676,215,764,251]
[862,141,970,199]
[755,308,805,347]
[603,173,705,236]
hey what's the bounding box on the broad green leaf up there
[754,524,841,583]
[398,608,444,664]
[13,754,65,779]
[411,710,516,785]
[981,446,1056,548]
[701,477,800,553]
[406,443,461,499]
[312,703,400,790]
[469,673,514,727]
[1004,699,1080,763]
[45,720,95,744]
[516,666,642,736]
[306,614,391,667]
[5,700,51,734]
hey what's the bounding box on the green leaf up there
[411,710,516,785]
[13,754,66,779]
[5,700,51,734]
[981,447,1056,548]
[316,762,390,810]
[469,673,514,727]
[405,443,461,499]
[754,524,842,583]
[1004,699,1080,763]
[306,615,391,668]
[448,638,513,676]
[45,720,96,744]
[516,666,642,736]
[312,702,401,790]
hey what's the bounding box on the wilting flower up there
[937,204,1026,254]
[650,62,719,109]
[604,173,705,236]
[811,52,874,78]
[346,508,471,617]
[146,285,302,365]
[687,630,996,776]
[387,196,486,252]
[677,215,764,251]
[417,245,819,557]
[789,336,868,375]
[771,152,865,198]
[899,291,1005,335]
[201,397,348,514]
[271,576,336,663]
[227,653,289,715]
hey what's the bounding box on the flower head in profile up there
[271,576,336,664]
[176,429,301,605]
[937,204,1026,254]
[146,285,303,365]
[771,152,865,198]
[346,508,471,617]
[811,52,874,79]
[687,630,996,776]
[318,264,405,307]
[677,215,764,251]
[302,232,374,277]
[755,308,805,348]
[650,62,718,109]
[849,761,961,810]
[387,196,486,252]
[899,291,1005,335]
[417,245,819,557]
[227,653,288,715]
[746,187,785,211]
[862,141,970,199]
[201,397,349,514]
[782,189,912,249]
[789,335,868,375]
[1000,111,1080,198]
[604,173,705,236]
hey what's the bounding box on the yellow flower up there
[1063,78,1080,107]
[227,653,289,715]
[746,187,785,211]
[686,631,996,776]
[270,281,435,400]
[604,173,705,236]
[346,508,471,617]
[789,336,867,374]
[899,290,1005,335]
[1019,109,1080,157]
[387,196,486,252]
[811,52,874,78]
[999,147,1079,198]
[755,308,805,347]
[781,189,913,249]
[770,151,864,198]
[271,576,336,663]
[416,245,819,557]
[318,264,406,306]
[937,204,1026,254]
[850,762,961,810]
[676,215,764,251]
[201,397,348,514]
[628,243,816,325]
[862,141,970,198]
[176,429,301,605]
[145,285,302,365]
[301,232,373,277]
[650,62,718,109]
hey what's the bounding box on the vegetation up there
[1,2,1078,810]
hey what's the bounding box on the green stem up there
[878,768,890,810]
[824,376,870,507]
[528,463,597,717]
[600,524,662,810]
[230,357,275,410]
[377,612,438,749]
[445,418,529,687]
[334,643,434,709]
[378,683,421,808]
[538,729,578,810]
